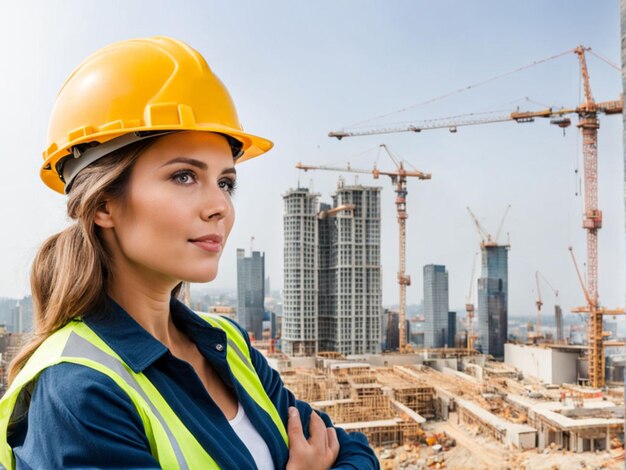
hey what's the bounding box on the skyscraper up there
[448,311,457,348]
[423,264,449,348]
[236,249,265,341]
[282,181,382,356]
[282,188,320,356]
[382,309,400,351]
[477,245,509,358]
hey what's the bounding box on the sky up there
[0,1,623,322]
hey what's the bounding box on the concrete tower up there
[282,188,320,356]
[321,181,382,355]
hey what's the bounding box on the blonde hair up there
[8,139,181,382]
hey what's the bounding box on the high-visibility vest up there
[0,314,288,469]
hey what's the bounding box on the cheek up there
[117,194,189,256]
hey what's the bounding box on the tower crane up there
[466,205,511,248]
[528,271,544,343]
[465,252,479,351]
[536,272,563,343]
[296,144,431,352]
[330,46,623,388]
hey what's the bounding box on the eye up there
[218,177,237,196]
[171,170,197,185]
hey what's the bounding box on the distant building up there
[477,245,509,358]
[282,181,382,356]
[423,264,449,348]
[554,305,563,342]
[448,311,456,348]
[236,249,265,341]
[269,310,281,340]
[382,309,400,351]
[10,297,33,334]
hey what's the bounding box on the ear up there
[94,200,116,228]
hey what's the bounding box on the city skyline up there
[0,2,622,325]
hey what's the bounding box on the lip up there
[189,234,223,253]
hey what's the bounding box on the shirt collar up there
[84,296,226,373]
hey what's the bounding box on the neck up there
[107,266,181,347]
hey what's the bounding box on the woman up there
[0,37,379,469]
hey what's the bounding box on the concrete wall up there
[504,344,577,384]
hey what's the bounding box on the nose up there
[200,182,231,222]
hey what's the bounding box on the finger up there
[307,411,327,451]
[326,427,340,461]
[287,407,306,448]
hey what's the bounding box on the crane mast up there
[465,253,478,352]
[535,271,543,340]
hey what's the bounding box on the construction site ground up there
[268,354,624,470]
[372,412,623,469]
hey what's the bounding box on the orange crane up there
[330,46,623,388]
[528,271,544,343]
[536,271,563,343]
[465,252,479,351]
[296,144,431,352]
[317,204,355,219]
[466,205,511,248]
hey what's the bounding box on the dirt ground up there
[375,412,624,469]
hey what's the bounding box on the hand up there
[286,406,340,470]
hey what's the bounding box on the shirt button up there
[215,343,224,352]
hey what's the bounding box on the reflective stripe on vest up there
[0,315,288,469]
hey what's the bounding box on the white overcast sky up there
[0,1,623,320]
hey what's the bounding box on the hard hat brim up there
[41,126,273,194]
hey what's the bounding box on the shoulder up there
[29,361,145,430]
[11,363,157,468]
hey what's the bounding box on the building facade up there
[282,188,320,356]
[477,245,509,358]
[236,249,265,341]
[283,182,382,356]
[423,264,449,348]
[448,311,457,348]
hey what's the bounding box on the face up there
[99,131,236,287]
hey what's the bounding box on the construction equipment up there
[296,144,431,352]
[528,271,544,343]
[536,272,563,343]
[568,246,624,385]
[330,46,623,388]
[317,204,356,219]
[466,205,510,248]
[465,252,479,351]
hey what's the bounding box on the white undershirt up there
[228,403,274,469]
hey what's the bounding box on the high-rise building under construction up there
[477,245,509,358]
[282,181,382,356]
[282,188,320,356]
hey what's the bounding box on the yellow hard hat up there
[41,36,273,193]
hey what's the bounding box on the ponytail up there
[8,140,154,383]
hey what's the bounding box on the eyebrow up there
[161,157,237,176]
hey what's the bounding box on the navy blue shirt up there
[8,298,379,469]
